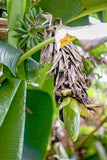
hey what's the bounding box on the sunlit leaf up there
[55,23,107,51]
[0,41,22,75]
[0,81,26,160]
[37,0,83,24]
[0,78,21,126]
[0,41,39,81]
[63,98,80,142]
[37,0,107,24]
[67,1,107,23]
[16,57,39,81]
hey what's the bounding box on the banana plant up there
[0,0,107,160]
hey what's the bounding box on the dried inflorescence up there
[40,20,89,106]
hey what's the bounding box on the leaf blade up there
[22,90,53,160]
[0,78,21,126]
[0,41,22,75]
[0,81,26,160]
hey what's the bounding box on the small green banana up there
[18,18,28,30]
[19,35,29,47]
[31,36,35,48]
[17,27,28,33]
[29,9,35,22]
[13,32,24,37]
[25,14,34,25]
[32,8,37,21]
[27,36,32,48]
[33,37,39,44]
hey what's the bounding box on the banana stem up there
[17,36,55,66]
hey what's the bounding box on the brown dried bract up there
[40,19,88,106]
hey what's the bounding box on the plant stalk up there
[75,117,107,151]
[17,36,55,66]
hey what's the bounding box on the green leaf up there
[35,63,51,89]
[67,0,107,23]
[33,63,58,120]
[90,43,107,58]
[37,0,83,24]
[22,90,53,160]
[81,0,107,9]
[16,57,39,81]
[63,98,80,142]
[67,16,89,27]
[0,41,22,75]
[0,78,21,126]
[0,41,39,81]
[0,81,26,160]
[37,0,107,24]
[7,0,24,47]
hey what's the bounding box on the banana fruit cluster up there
[14,8,45,50]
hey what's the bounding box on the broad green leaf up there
[0,41,39,81]
[37,0,107,24]
[81,0,107,9]
[22,90,53,160]
[4,57,39,81]
[31,63,58,120]
[7,0,24,47]
[63,98,80,142]
[67,16,89,27]
[67,0,107,23]
[0,78,20,126]
[16,57,39,81]
[37,0,83,24]
[0,81,26,160]
[34,63,51,89]
[0,41,22,75]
